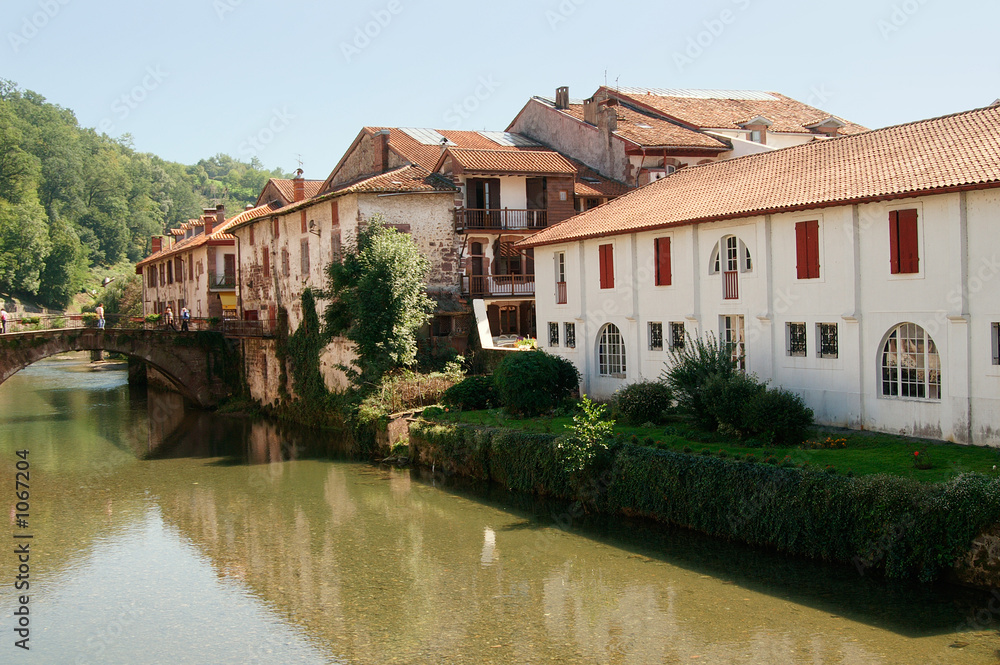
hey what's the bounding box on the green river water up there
[1,354,999,664]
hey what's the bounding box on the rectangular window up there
[273,218,280,239]
[432,316,451,337]
[175,258,184,283]
[993,323,1000,365]
[300,212,307,234]
[889,209,919,274]
[147,267,156,288]
[549,322,560,347]
[818,323,838,359]
[598,243,614,289]
[555,252,567,304]
[159,264,165,286]
[188,254,194,280]
[670,322,686,350]
[654,237,672,286]
[787,322,807,357]
[564,323,576,349]
[282,248,290,277]
[249,226,255,246]
[300,238,310,275]
[166,261,174,285]
[262,251,270,278]
[795,220,820,279]
[648,322,663,350]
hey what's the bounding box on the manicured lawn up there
[425,408,1000,483]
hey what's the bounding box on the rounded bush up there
[742,387,814,445]
[491,351,580,417]
[611,381,673,425]
[441,375,496,411]
[701,371,765,433]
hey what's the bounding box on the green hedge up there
[409,420,1000,581]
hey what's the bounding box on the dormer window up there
[805,117,846,137]
[741,115,772,145]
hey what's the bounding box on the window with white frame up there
[555,252,567,304]
[709,235,752,274]
[549,322,560,347]
[598,323,626,377]
[880,323,940,400]
[564,323,576,349]
[670,322,686,350]
[648,322,663,351]
[818,323,838,359]
[787,322,807,357]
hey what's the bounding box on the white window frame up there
[880,323,940,401]
[598,323,626,378]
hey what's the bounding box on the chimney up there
[583,97,597,126]
[555,86,569,110]
[215,204,225,228]
[373,129,391,173]
[293,168,305,202]
[203,209,214,236]
[151,237,162,254]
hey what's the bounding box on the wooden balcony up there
[462,274,535,297]
[455,208,548,232]
[723,270,739,300]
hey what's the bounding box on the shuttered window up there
[889,209,919,274]
[599,244,614,289]
[655,237,672,286]
[794,220,820,279]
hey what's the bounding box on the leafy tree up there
[323,216,435,386]
[0,198,50,295]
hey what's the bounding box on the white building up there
[520,104,1000,445]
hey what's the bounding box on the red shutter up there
[795,221,809,279]
[599,244,614,289]
[795,220,820,279]
[888,210,900,274]
[263,251,270,277]
[897,209,919,273]
[655,237,671,285]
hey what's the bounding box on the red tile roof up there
[572,160,630,198]
[609,88,868,135]
[136,205,275,267]
[518,105,1000,248]
[557,102,730,150]
[370,127,546,171]
[439,147,577,175]
[263,178,324,204]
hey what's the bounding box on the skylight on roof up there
[634,123,653,129]
[399,127,454,146]
[478,131,541,148]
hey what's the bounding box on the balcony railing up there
[462,274,535,297]
[723,270,739,300]
[556,281,567,304]
[455,208,548,232]
[208,272,236,290]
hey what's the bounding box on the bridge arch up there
[0,329,233,408]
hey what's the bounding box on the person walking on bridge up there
[180,306,190,332]
[95,303,105,330]
[164,306,176,331]
[0,306,7,334]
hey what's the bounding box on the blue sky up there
[3,0,997,178]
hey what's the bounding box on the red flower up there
[914,451,919,456]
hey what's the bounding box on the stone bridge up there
[0,328,236,408]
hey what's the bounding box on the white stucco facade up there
[535,190,1000,445]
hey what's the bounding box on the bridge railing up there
[1,314,275,337]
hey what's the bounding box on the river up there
[0,354,998,664]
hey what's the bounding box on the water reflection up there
[0,355,998,664]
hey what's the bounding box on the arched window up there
[880,323,940,400]
[709,235,752,274]
[598,323,626,378]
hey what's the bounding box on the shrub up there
[611,381,673,425]
[701,371,766,433]
[557,395,615,474]
[492,351,579,417]
[660,333,736,429]
[742,387,814,445]
[442,375,496,411]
